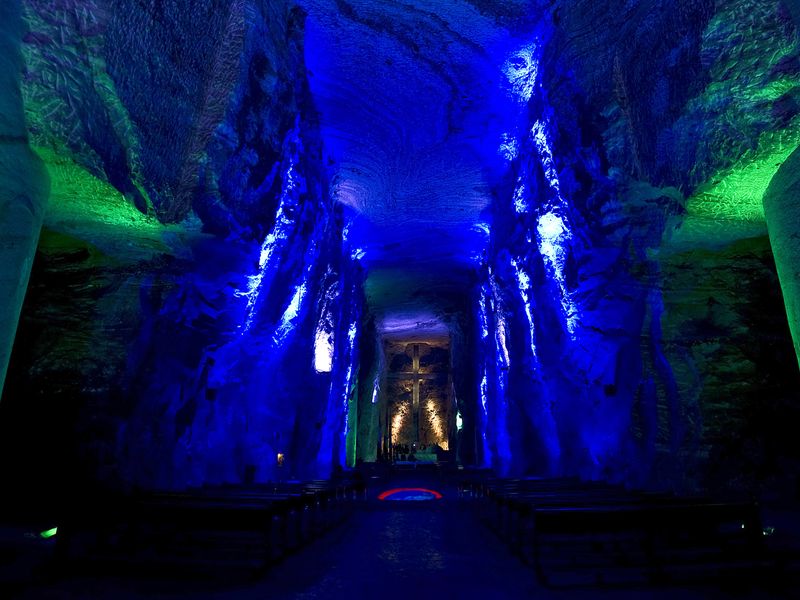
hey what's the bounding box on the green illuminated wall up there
[345,377,359,468]
[764,145,800,371]
[0,0,49,399]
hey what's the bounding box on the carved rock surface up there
[0,0,798,498]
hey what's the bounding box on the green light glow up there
[346,379,359,468]
[34,146,159,231]
[32,146,204,258]
[39,527,57,539]
[686,123,800,223]
[678,1,800,225]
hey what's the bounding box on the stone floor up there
[3,471,797,599]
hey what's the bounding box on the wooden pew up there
[478,478,625,538]
[55,480,360,575]
[468,475,768,587]
[530,500,765,587]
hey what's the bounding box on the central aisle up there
[261,477,538,599]
[253,472,754,600]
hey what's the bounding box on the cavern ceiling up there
[300,0,533,334]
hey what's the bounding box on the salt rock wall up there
[764,145,800,372]
[21,0,246,220]
[0,0,49,401]
[3,0,798,498]
[475,0,800,491]
[660,237,800,493]
[545,0,800,195]
[1,0,362,493]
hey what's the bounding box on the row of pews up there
[459,474,771,587]
[55,478,367,575]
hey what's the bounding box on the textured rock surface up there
[659,237,800,492]
[764,145,800,371]
[468,0,800,488]
[299,0,534,336]
[21,0,245,220]
[0,0,49,399]
[0,0,798,499]
[2,0,361,492]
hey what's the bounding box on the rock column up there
[0,0,49,399]
[763,145,800,372]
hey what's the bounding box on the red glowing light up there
[377,487,444,500]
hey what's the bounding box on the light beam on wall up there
[371,376,380,404]
[477,284,493,465]
[499,133,519,161]
[503,42,540,103]
[236,125,302,333]
[531,119,579,337]
[314,322,334,373]
[511,257,538,361]
[341,312,360,439]
[391,399,409,444]
[425,398,445,446]
[273,282,308,346]
[513,177,529,214]
[479,368,492,464]
[314,271,340,373]
[478,284,491,340]
[490,273,510,369]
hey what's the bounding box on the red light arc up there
[377,487,444,500]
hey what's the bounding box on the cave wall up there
[764,145,800,372]
[659,237,800,493]
[0,0,49,401]
[544,0,800,197]
[355,317,381,464]
[1,0,798,498]
[20,0,247,220]
[475,0,800,492]
[1,0,364,494]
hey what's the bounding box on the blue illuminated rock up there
[1,0,798,498]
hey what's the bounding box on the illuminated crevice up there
[530,120,579,338]
[511,257,538,363]
[313,269,338,373]
[339,302,361,467]
[370,374,380,404]
[236,123,304,333]
[502,42,540,104]
[489,271,510,370]
[512,177,529,214]
[475,272,514,472]
[489,281,513,473]
[273,281,308,347]
[273,218,325,348]
[476,284,493,466]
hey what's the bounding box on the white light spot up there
[503,43,539,103]
[273,283,307,346]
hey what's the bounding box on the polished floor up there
[6,471,796,599]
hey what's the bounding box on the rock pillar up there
[0,0,49,399]
[763,145,800,372]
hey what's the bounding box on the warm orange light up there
[391,402,409,443]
